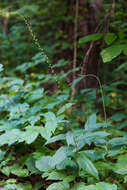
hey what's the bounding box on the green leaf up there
[28,115,40,126]
[118,32,126,39]
[51,147,68,167]
[44,112,57,133]
[76,152,99,179]
[27,88,44,102]
[85,113,96,132]
[123,45,127,55]
[19,127,39,144]
[45,134,65,145]
[9,103,29,119]
[85,114,107,132]
[47,171,75,182]
[0,129,22,146]
[32,52,46,63]
[124,175,127,183]
[0,64,3,72]
[6,179,17,184]
[79,33,103,44]
[40,127,52,140]
[0,150,6,161]
[35,156,52,172]
[77,131,110,149]
[53,59,69,68]
[57,103,73,115]
[3,164,29,177]
[110,113,126,122]
[84,150,106,161]
[101,45,124,63]
[96,182,117,190]
[25,157,39,174]
[71,77,83,88]
[11,168,29,177]
[105,33,117,45]
[109,137,127,148]
[71,182,117,190]
[66,131,75,146]
[3,183,32,190]
[71,182,86,190]
[114,154,127,175]
[115,61,127,71]
[46,182,70,190]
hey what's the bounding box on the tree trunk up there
[79,0,103,88]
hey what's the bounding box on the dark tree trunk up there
[79,0,103,88]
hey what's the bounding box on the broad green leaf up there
[76,152,99,179]
[85,113,96,132]
[85,113,108,132]
[51,146,69,167]
[109,137,127,148]
[81,185,95,190]
[40,127,52,140]
[46,182,70,190]
[66,131,75,146]
[3,183,32,190]
[44,112,57,133]
[6,179,17,184]
[115,61,127,71]
[101,45,124,63]
[28,115,40,126]
[3,164,29,177]
[0,150,5,161]
[32,52,46,62]
[108,149,122,157]
[71,182,117,190]
[77,131,110,149]
[27,88,44,102]
[45,134,65,145]
[35,156,52,172]
[9,103,29,119]
[96,182,117,190]
[53,59,69,68]
[1,166,11,176]
[19,129,38,144]
[57,103,73,115]
[124,175,127,183]
[114,154,127,175]
[79,33,103,44]
[25,157,39,174]
[56,157,77,170]
[118,31,126,39]
[47,171,75,182]
[84,150,106,161]
[0,129,22,146]
[110,113,126,122]
[123,45,127,55]
[71,76,83,88]
[0,64,3,72]
[3,184,19,190]
[95,161,114,171]
[71,182,86,190]
[11,168,29,177]
[105,33,117,45]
